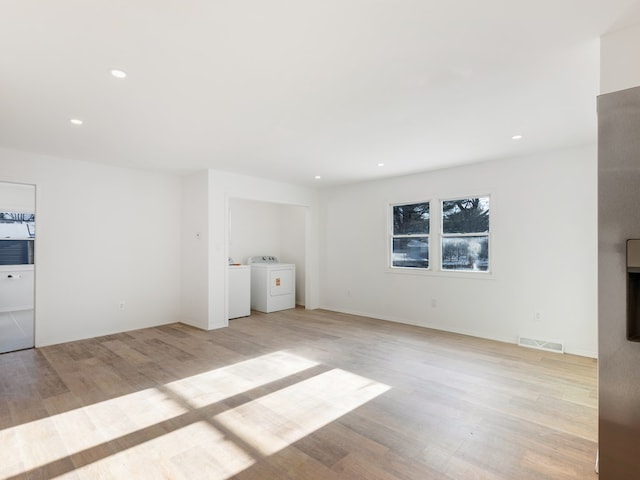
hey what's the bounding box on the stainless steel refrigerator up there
[598,85,640,479]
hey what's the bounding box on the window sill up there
[385,266,494,280]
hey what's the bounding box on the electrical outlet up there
[118,301,125,310]
[431,298,437,308]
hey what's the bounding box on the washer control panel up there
[248,256,280,264]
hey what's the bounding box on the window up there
[391,202,430,269]
[441,197,489,272]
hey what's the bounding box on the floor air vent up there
[518,336,565,354]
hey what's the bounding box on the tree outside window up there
[391,202,430,269]
[441,197,489,272]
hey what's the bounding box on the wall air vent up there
[517,336,565,354]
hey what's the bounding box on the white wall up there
[601,22,640,95]
[181,171,211,330]
[229,199,284,264]
[0,147,182,346]
[280,205,306,306]
[0,182,35,212]
[319,146,598,357]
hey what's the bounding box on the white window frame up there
[440,195,490,273]
[389,200,431,271]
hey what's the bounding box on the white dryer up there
[248,256,296,313]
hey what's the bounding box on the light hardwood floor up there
[0,309,598,479]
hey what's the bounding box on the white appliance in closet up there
[228,265,250,319]
[247,256,295,313]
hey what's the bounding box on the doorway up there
[0,181,35,353]
[228,198,307,307]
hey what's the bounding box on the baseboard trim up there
[318,305,597,359]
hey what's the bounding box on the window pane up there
[441,236,488,271]
[442,197,489,234]
[393,203,430,235]
[392,237,429,268]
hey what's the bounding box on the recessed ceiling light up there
[314,175,321,180]
[377,162,385,167]
[70,118,83,125]
[110,69,127,79]
[512,134,523,140]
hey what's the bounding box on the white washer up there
[248,256,296,313]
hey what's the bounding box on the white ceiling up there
[1,1,638,187]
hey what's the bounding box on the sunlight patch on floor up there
[164,351,318,408]
[62,422,255,480]
[214,368,390,456]
[1,350,316,478]
[2,351,389,479]
[0,387,188,477]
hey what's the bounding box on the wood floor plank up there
[333,453,405,480]
[0,308,597,479]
